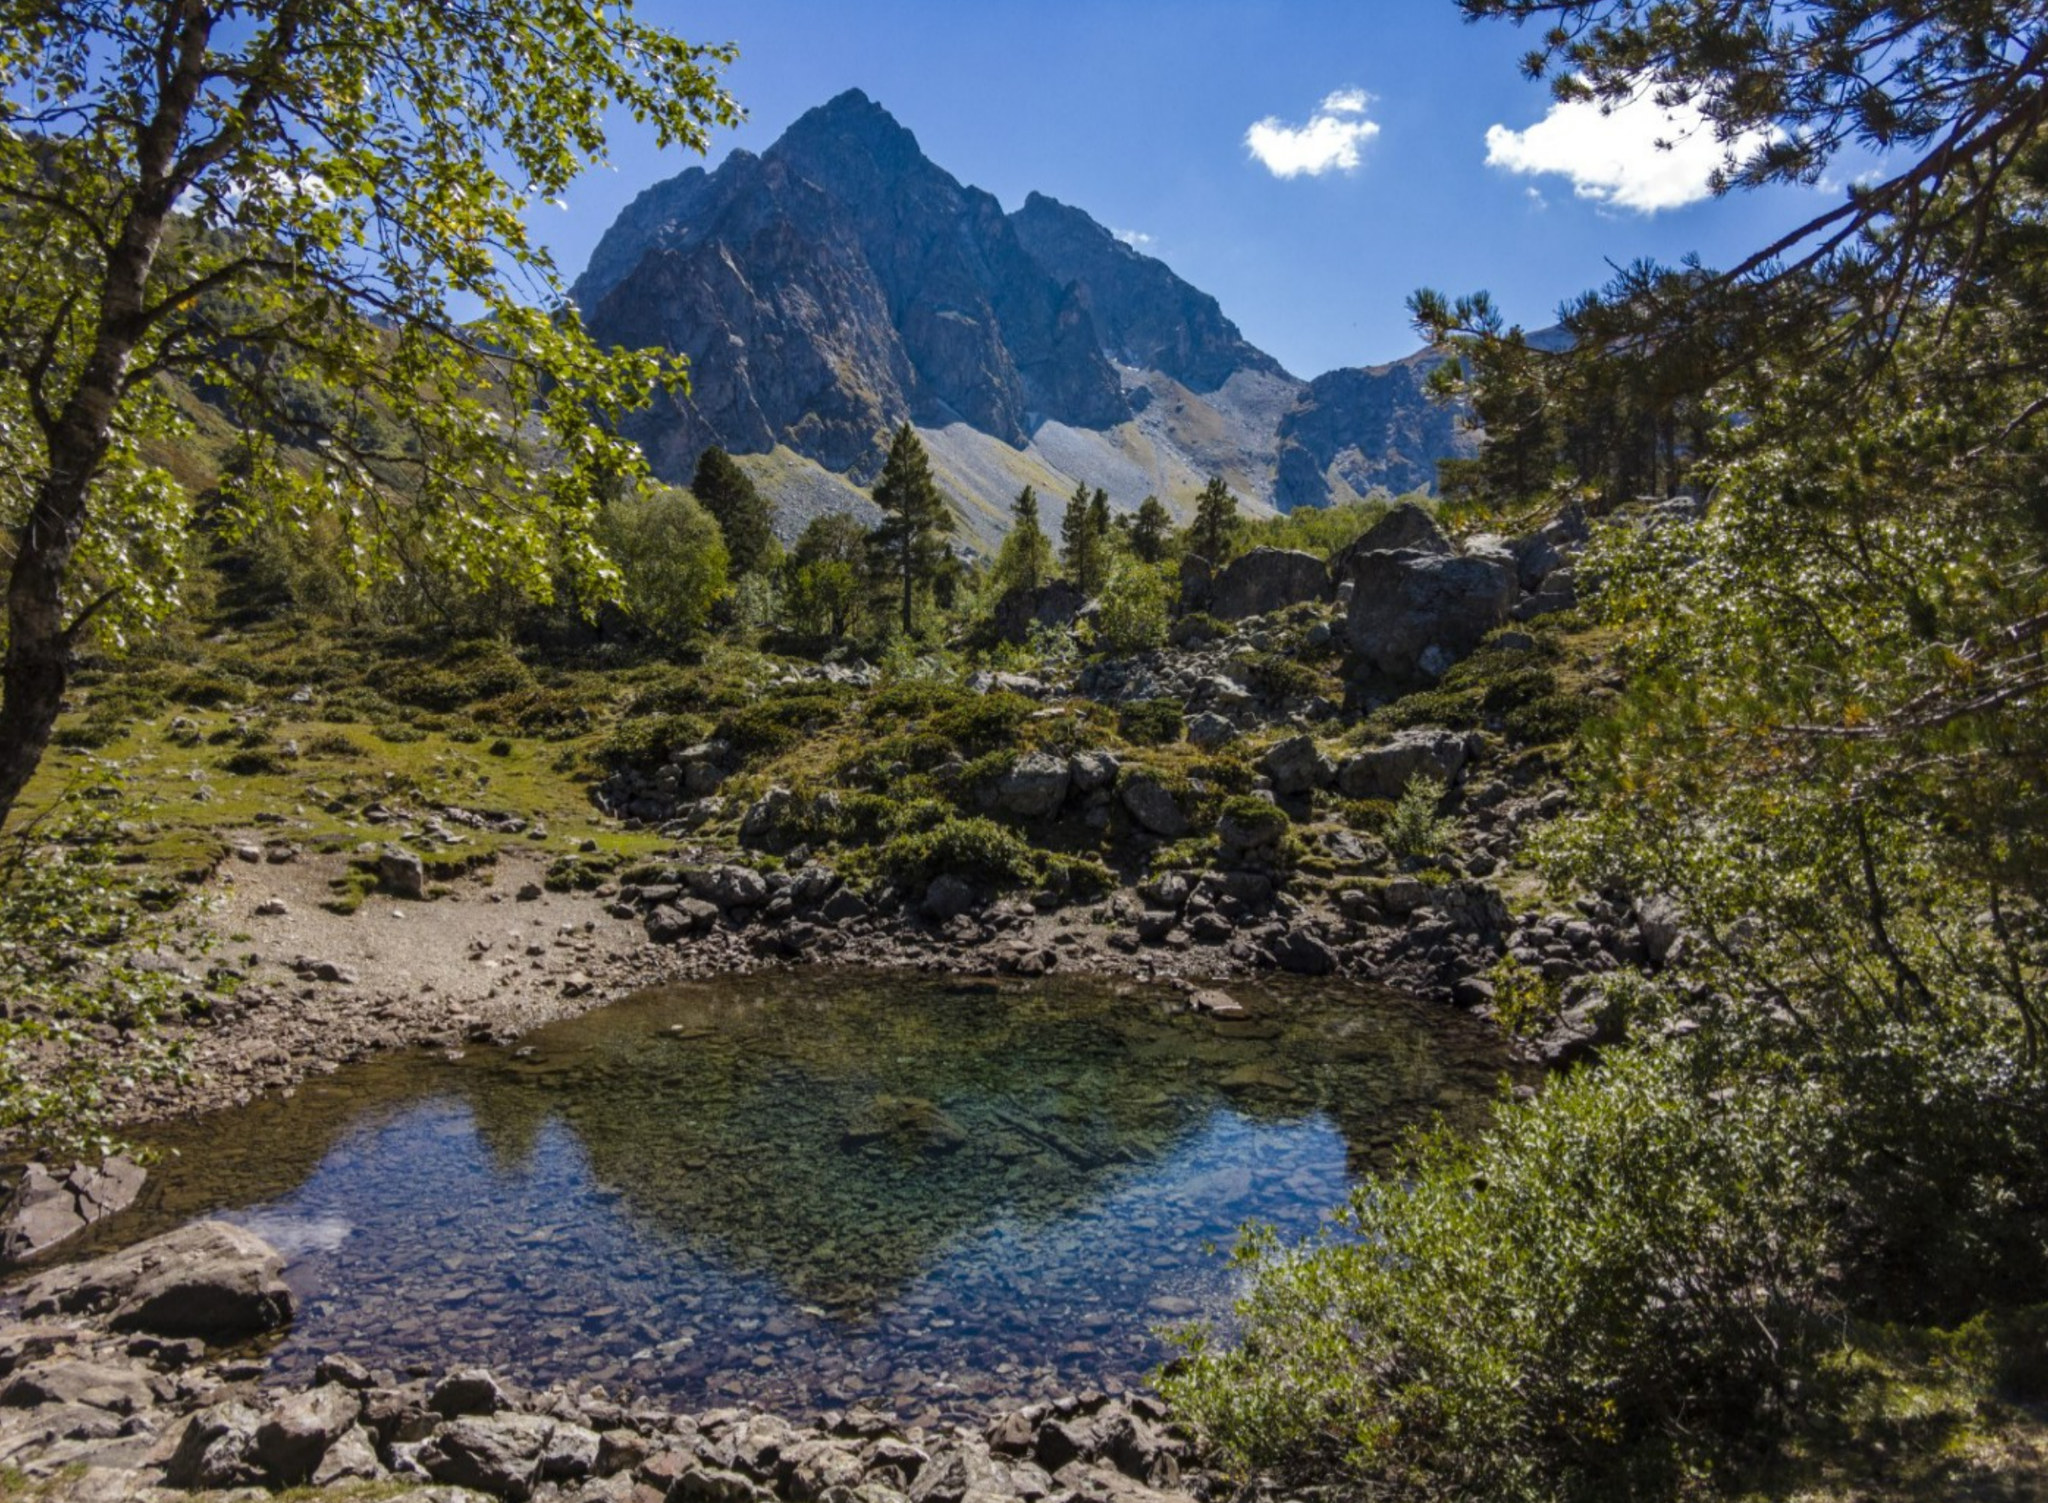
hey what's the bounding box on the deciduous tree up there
[0,1,739,824]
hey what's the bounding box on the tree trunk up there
[0,5,212,828]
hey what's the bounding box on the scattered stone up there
[1343,546,1517,683]
[374,845,427,900]
[990,754,1070,819]
[1118,774,1190,839]
[1260,735,1334,795]
[0,1157,146,1264]
[430,1366,512,1417]
[1337,728,1469,799]
[1208,547,1329,619]
[17,1221,292,1343]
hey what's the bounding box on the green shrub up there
[928,692,1034,753]
[52,715,126,750]
[306,732,365,758]
[715,688,848,762]
[1384,773,1452,858]
[1236,651,1324,702]
[1163,1038,1834,1498]
[600,712,712,772]
[598,485,730,644]
[219,748,282,776]
[1118,698,1184,746]
[879,816,1040,888]
[1094,561,1176,654]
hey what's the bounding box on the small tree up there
[1186,475,1241,565]
[1093,561,1176,654]
[867,424,953,637]
[1130,495,1174,563]
[597,486,728,645]
[691,447,779,578]
[991,485,1054,595]
[0,1,739,825]
[1061,480,1109,596]
[786,513,868,639]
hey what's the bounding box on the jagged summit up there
[575,93,1473,534]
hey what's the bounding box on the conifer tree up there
[1187,476,1240,565]
[1061,481,1108,596]
[1130,495,1173,563]
[867,424,953,636]
[993,485,1054,594]
[691,446,778,578]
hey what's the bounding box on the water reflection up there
[90,971,1513,1421]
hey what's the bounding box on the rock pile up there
[0,1223,1210,1503]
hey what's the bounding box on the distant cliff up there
[576,89,1474,523]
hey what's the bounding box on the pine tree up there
[1187,476,1240,565]
[1061,480,1108,596]
[992,485,1053,594]
[1130,495,1173,563]
[867,424,953,636]
[690,446,778,578]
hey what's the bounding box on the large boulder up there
[992,580,1087,645]
[1261,735,1334,796]
[419,1412,556,1501]
[1118,773,1192,838]
[990,752,1070,819]
[1337,728,1470,799]
[1208,547,1329,620]
[1329,502,1452,582]
[1177,555,1214,615]
[1343,547,1517,683]
[253,1385,361,1485]
[18,1221,293,1343]
[0,1157,145,1264]
[687,865,770,911]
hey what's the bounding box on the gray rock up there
[310,1424,384,1487]
[1208,547,1329,619]
[0,1359,155,1415]
[1137,872,1191,911]
[429,1366,511,1417]
[377,846,427,900]
[992,580,1087,645]
[1514,564,1578,621]
[922,876,978,922]
[0,1157,145,1264]
[1118,773,1191,839]
[1068,749,1121,793]
[739,786,799,852]
[1184,712,1234,750]
[1336,728,1469,799]
[991,753,1070,819]
[1344,547,1517,682]
[419,1412,555,1500]
[1260,735,1334,796]
[1217,803,1288,856]
[1329,502,1452,581]
[164,1401,265,1490]
[1634,895,1684,965]
[1176,555,1214,615]
[688,865,771,911]
[819,888,871,926]
[644,902,718,944]
[1380,877,1430,916]
[254,1384,360,1484]
[1269,927,1337,976]
[17,1221,292,1343]
[677,1464,776,1503]
[540,1421,601,1481]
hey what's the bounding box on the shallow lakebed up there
[77,970,1514,1424]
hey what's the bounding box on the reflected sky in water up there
[94,971,1513,1422]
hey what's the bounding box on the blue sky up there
[541,1,1838,377]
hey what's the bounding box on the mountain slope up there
[576,89,1472,533]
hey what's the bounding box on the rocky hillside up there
[574,90,1474,535]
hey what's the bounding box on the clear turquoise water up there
[105,970,1511,1422]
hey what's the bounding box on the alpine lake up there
[82,970,1516,1425]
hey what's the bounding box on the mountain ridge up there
[575,88,1475,535]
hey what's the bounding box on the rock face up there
[1338,729,1471,799]
[574,88,1476,516]
[17,1221,293,1343]
[1275,349,1477,510]
[1343,547,1517,683]
[0,1158,145,1264]
[1207,547,1328,620]
[1329,501,1453,580]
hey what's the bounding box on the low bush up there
[1164,1036,1835,1499]
[879,816,1041,888]
[1118,698,1184,746]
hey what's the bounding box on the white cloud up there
[1484,86,1773,213]
[1246,87,1382,179]
[1113,227,1155,249]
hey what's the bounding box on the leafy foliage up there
[0,797,202,1154]
[598,485,729,646]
